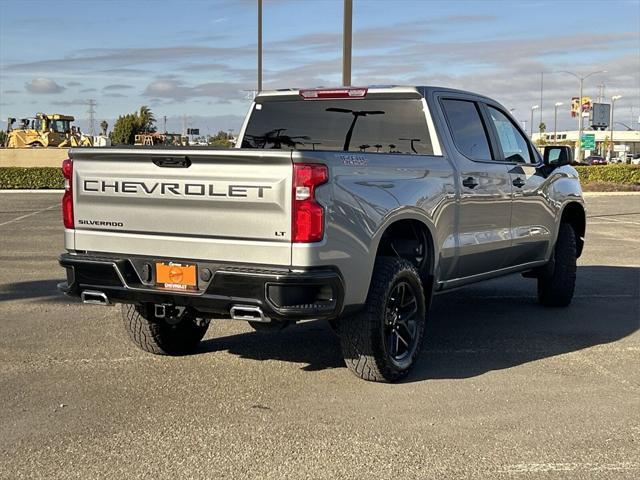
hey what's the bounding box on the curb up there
[0,189,64,193]
[583,191,640,196]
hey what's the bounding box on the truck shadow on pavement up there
[0,279,70,303]
[201,265,639,381]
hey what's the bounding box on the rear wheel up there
[538,223,577,307]
[122,304,209,355]
[338,257,426,382]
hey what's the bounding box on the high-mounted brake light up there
[61,158,73,229]
[299,87,368,100]
[292,163,328,242]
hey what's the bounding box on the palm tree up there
[138,106,156,132]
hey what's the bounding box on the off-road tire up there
[122,304,209,355]
[538,223,577,307]
[338,257,426,382]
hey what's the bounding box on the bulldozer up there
[4,113,92,148]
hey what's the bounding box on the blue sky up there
[1,0,639,134]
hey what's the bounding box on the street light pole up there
[257,0,262,92]
[554,102,563,143]
[342,0,352,86]
[530,105,539,139]
[610,95,622,161]
[557,70,606,162]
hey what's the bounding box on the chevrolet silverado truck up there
[59,86,585,382]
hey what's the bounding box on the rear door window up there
[441,99,492,161]
[242,98,434,155]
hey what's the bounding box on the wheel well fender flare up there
[558,201,586,257]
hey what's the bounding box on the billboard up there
[590,103,610,129]
[571,96,592,118]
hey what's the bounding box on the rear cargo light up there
[292,163,328,242]
[299,87,368,100]
[61,158,73,229]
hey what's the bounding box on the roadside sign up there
[581,134,596,149]
[590,103,610,128]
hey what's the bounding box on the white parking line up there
[0,204,58,227]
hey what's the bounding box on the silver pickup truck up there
[59,86,585,382]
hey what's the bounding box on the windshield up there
[242,98,433,155]
[50,119,71,133]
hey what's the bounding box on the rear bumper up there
[58,252,344,321]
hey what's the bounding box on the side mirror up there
[543,146,572,167]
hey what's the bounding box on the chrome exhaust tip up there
[230,305,269,323]
[80,290,110,306]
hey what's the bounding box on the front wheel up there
[122,304,209,355]
[338,257,427,382]
[538,223,577,307]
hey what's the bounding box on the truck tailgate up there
[70,149,293,266]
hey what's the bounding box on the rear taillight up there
[62,158,73,228]
[292,163,328,243]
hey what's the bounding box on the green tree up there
[109,106,157,145]
[0,130,7,147]
[110,114,139,145]
[535,122,548,147]
[207,130,234,148]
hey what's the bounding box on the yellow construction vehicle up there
[4,113,92,148]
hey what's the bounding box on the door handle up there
[153,156,191,168]
[512,177,525,188]
[462,176,479,189]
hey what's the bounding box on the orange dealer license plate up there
[155,262,197,291]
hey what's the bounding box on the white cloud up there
[24,78,65,94]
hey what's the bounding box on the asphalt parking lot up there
[0,191,638,479]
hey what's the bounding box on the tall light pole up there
[557,69,606,162]
[553,102,563,143]
[257,0,262,92]
[530,105,539,138]
[343,0,352,86]
[539,72,544,129]
[609,95,622,160]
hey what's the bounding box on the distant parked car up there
[585,155,607,165]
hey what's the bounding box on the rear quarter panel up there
[291,151,456,306]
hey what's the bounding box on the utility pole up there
[87,99,96,137]
[596,83,606,103]
[539,72,544,131]
[342,0,352,86]
[554,102,563,142]
[257,0,262,92]
[609,95,622,160]
[530,105,539,139]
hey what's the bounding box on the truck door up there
[439,97,513,279]
[482,104,555,266]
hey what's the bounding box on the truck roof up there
[254,85,492,102]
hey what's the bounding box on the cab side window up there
[441,99,492,161]
[487,106,532,163]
